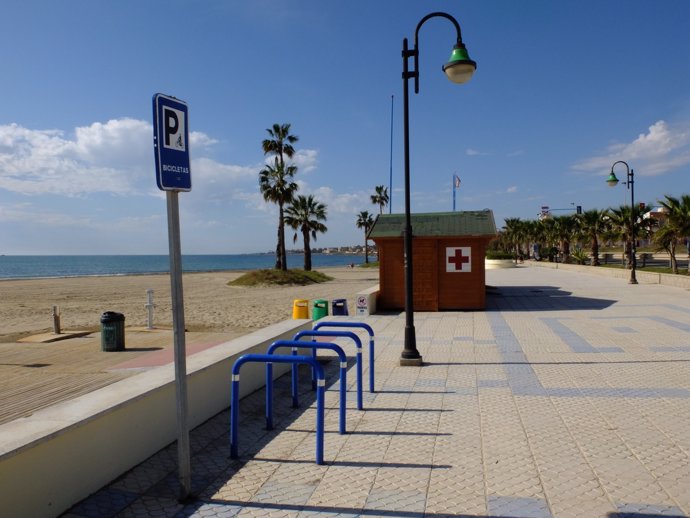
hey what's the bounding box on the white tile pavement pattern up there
[62,266,690,517]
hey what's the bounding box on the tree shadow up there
[486,285,616,312]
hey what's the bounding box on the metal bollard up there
[145,289,154,329]
[293,329,365,410]
[231,353,325,464]
[52,305,61,334]
[314,321,376,393]
[267,339,348,434]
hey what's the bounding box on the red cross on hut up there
[368,211,497,311]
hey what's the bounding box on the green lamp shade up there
[442,44,477,84]
[606,171,620,187]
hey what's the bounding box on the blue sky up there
[1,0,689,255]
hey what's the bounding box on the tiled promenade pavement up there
[63,266,690,518]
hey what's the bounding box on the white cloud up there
[506,186,518,193]
[309,186,370,215]
[190,132,218,148]
[261,148,319,173]
[0,121,145,196]
[0,200,162,231]
[292,149,318,172]
[0,119,249,198]
[226,182,371,221]
[233,190,275,214]
[573,120,690,176]
[72,118,150,166]
[465,148,484,156]
[193,157,258,183]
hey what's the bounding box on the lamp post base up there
[400,356,423,366]
[400,326,423,366]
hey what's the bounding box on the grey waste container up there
[100,311,125,351]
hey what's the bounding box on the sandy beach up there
[0,267,380,343]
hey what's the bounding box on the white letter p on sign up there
[163,107,186,151]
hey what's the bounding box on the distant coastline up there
[0,253,368,280]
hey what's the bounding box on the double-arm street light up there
[400,12,477,365]
[606,160,638,284]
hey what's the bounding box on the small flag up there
[454,175,461,188]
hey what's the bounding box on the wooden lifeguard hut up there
[368,211,497,311]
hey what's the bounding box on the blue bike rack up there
[230,353,325,465]
[267,340,348,434]
[313,321,376,393]
[293,329,364,410]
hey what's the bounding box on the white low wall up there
[355,285,379,316]
[485,259,516,269]
[529,261,690,289]
[0,319,313,518]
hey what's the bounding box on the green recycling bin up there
[312,299,329,321]
[100,311,125,351]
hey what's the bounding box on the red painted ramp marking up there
[110,339,227,370]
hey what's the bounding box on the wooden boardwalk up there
[0,328,239,425]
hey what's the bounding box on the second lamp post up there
[606,160,638,284]
[400,12,477,365]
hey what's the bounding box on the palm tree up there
[608,205,638,269]
[552,215,578,263]
[655,194,690,273]
[524,219,545,260]
[284,195,328,271]
[371,185,389,215]
[259,158,299,271]
[539,217,559,261]
[502,218,526,261]
[262,123,298,170]
[261,123,299,270]
[356,211,375,264]
[575,209,609,266]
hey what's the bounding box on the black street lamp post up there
[606,160,638,285]
[400,12,477,365]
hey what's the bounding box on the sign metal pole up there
[166,190,191,499]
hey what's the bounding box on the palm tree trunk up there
[278,203,287,271]
[623,240,630,269]
[364,234,369,264]
[303,230,312,271]
[275,232,282,270]
[670,242,678,274]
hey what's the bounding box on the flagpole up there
[389,94,394,214]
[453,175,456,211]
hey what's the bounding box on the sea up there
[0,254,364,280]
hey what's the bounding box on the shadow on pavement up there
[486,285,616,311]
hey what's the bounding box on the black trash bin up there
[100,311,125,351]
[332,298,349,316]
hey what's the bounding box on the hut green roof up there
[368,211,497,239]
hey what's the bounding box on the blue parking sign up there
[153,93,192,191]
